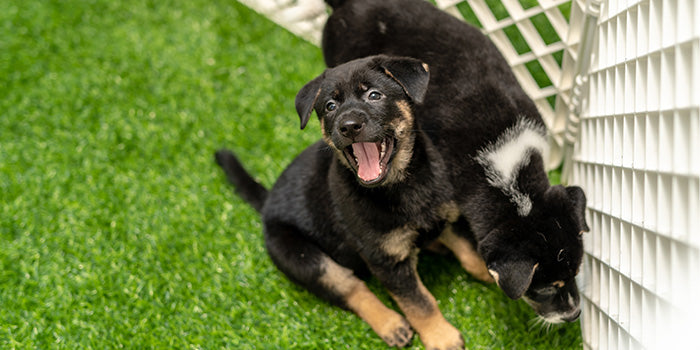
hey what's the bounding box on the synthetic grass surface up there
[0,0,581,348]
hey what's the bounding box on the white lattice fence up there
[572,0,700,349]
[436,0,587,170]
[237,0,328,44]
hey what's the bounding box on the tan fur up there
[488,269,500,284]
[552,280,565,288]
[423,240,450,255]
[320,118,353,171]
[439,227,494,283]
[384,100,415,184]
[346,283,412,347]
[319,256,412,347]
[437,201,460,223]
[381,225,418,261]
[318,255,361,296]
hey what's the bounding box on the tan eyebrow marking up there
[552,280,565,288]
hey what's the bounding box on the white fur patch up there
[475,117,548,217]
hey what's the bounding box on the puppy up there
[216,55,492,349]
[322,0,588,326]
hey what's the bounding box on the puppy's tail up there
[325,0,346,9]
[214,149,268,213]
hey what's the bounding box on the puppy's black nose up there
[563,309,581,322]
[339,117,364,139]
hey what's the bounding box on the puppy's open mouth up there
[343,137,395,185]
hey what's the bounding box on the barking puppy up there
[322,0,588,328]
[216,55,491,349]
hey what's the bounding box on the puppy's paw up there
[378,314,414,348]
[420,321,464,350]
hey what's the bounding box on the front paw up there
[377,314,414,348]
[419,321,464,350]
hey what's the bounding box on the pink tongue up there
[352,142,381,181]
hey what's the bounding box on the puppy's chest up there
[379,201,459,261]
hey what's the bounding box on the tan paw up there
[377,313,414,348]
[419,321,464,350]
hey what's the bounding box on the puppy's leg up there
[319,257,414,347]
[438,225,494,283]
[370,247,464,350]
[264,222,413,347]
[423,240,451,255]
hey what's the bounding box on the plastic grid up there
[436,0,586,169]
[571,0,700,349]
[239,0,587,170]
[237,0,329,44]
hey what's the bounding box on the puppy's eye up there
[368,91,382,101]
[326,101,337,111]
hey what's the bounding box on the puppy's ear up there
[379,57,430,104]
[479,227,537,299]
[488,258,538,300]
[566,186,589,233]
[295,75,323,130]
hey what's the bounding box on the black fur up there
[322,0,588,323]
[214,150,267,212]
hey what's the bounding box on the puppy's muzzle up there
[338,112,367,141]
[562,308,581,322]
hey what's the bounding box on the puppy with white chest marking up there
[322,0,589,330]
[216,55,481,349]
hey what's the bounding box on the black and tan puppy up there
[322,0,588,329]
[216,55,491,349]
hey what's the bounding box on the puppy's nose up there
[563,309,581,322]
[339,117,364,139]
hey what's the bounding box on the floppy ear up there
[378,57,430,104]
[295,75,323,130]
[478,227,538,299]
[566,186,589,233]
[488,258,538,300]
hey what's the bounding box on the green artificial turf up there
[0,0,580,348]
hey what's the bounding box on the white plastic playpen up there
[240,0,700,348]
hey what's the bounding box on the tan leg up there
[391,279,464,350]
[347,283,414,347]
[371,227,463,349]
[423,240,451,255]
[438,226,495,283]
[319,257,413,347]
